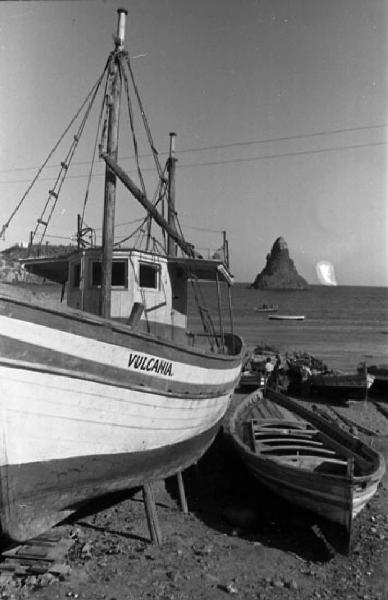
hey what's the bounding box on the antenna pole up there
[222,230,229,268]
[167,132,178,257]
[100,8,127,318]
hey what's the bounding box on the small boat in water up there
[228,389,385,537]
[254,304,278,313]
[268,314,305,321]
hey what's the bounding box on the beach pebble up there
[204,573,220,584]
[218,582,238,594]
[285,579,298,590]
[81,542,92,557]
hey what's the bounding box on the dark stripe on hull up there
[0,336,239,398]
[0,423,221,542]
[0,296,243,368]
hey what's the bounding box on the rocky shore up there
[0,392,387,600]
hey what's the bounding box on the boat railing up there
[187,331,243,356]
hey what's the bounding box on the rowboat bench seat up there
[256,437,324,446]
[259,445,338,456]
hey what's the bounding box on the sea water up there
[189,284,388,372]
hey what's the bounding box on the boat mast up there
[167,132,178,257]
[100,8,127,318]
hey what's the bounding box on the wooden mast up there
[167,132,178,257]
[100,152,194,257]
[100,8,127,318]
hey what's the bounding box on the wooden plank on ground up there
[0,534,74,577]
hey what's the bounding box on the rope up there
[114,162,169,251]
[113,217,148,247]
[120,56,147,198]
[80,55,114,229]
[189,276,220,352]
[123,52,165,181]
[1,66,109,241]
[31,67,107,251]
[145,168,169,251]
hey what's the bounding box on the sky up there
[0,0,387,286]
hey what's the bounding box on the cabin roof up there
[167,257,234,284]
[22,254,74,283]
[22,250,234,285]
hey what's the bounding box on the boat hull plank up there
[0,301,243,375]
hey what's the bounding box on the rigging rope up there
[189,276,220,352]
[123,52,165,181]
[120,56,147,198]
[80,55,114,230]
[145,164,169,252]
[113,217,147,247]
[30,67,107,251]
[1,65,110,241]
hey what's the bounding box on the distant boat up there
[254,304,278,313]
[307,371,374,400]
[268,315,305,321]
[228,389,385,539]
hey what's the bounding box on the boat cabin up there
[23,248,233,344]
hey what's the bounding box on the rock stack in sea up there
[251,237,309,290]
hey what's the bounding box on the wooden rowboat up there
[228,389,385,537]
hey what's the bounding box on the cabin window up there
[91,260,127,288]
[112,261,127,287]
[72,263,81,288]
[139,262,159,289]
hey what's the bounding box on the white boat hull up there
[0,295,244,541]
[1,365,231,466]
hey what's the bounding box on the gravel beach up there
[0,390,386,600]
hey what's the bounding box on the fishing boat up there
[253,304,278,313]
[367,364,388,395]
[228,389,385,537]
[268,314,305,321]
[238,369,265,392]
[284,361,374,400]
[307,370,374,400]
[0,10,244,542]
